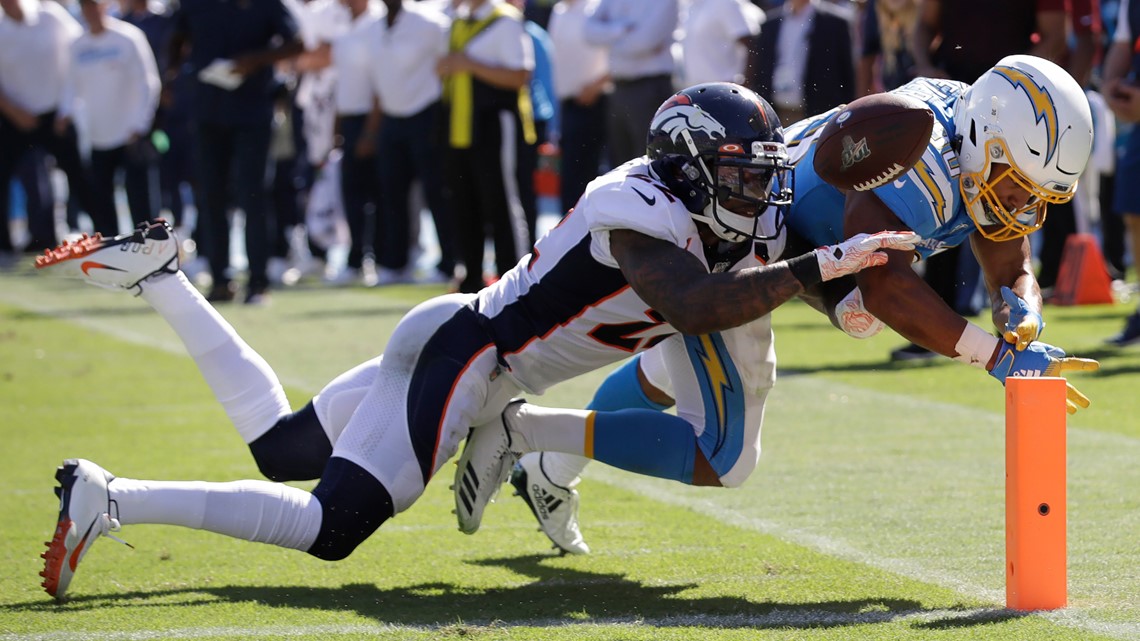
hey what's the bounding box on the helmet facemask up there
[959,137,1056,242]
[677,128,794,243]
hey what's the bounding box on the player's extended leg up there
[34,221,377,481]
[40,293,506,600]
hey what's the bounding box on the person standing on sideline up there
[166,0,303,304]
[745,0,856,127]
[59,0,161,234]
[1103,0,1140,345]
[679,0,764,87]
[437,0,534,293]
[370,0,457,285]
[0,0,95,252]
[583,0,677,165]
[547,0,609,215]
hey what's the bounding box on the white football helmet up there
[952,55,1093,241]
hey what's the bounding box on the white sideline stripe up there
[0,607,1025,641]
[0,294,315,392]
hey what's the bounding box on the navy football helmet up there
[647,82,794,242]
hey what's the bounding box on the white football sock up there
[110,477,322,551]
[507,403,589,456]
[536,452,588,488]
[140,272,290,442]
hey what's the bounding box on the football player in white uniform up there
[33,82,918,600]
[508,55,1103,556]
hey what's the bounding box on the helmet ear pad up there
[652,154,712,215]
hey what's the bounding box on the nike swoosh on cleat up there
[68,520,95,571]
[81,261,125,275]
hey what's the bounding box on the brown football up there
[812,92,935,192]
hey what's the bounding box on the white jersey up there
[474,157,775,396]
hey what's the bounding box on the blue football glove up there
[988,340,1100,414]
[1000,286,1044,351]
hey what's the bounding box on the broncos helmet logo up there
[651,104,727,143]
[993,64,1060,166]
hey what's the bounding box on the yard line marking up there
[0,607,1024,641]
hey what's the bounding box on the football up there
[812,92,935,192]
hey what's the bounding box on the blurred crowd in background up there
[1,0,1137,347]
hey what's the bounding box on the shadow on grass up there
[3,555,1006,631]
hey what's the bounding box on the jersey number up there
[588,309,670,352]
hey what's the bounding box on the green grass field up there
[1,261,1137,641]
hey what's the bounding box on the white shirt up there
[0,0,83,115]
[582,0,677,81]
[369,1,449,117]
[680,0,763,86]
[455,0,534,74]
[548,0,609,100]
[771,1,815,110]
[287,0,351,49]
[61,17,160,149]
[331,1,383,115]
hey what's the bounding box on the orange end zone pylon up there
[1005,377,1067,610]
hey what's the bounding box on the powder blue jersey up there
[782,77,976,259]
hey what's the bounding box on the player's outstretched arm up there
[610,228,917,336]
[846,191,972,357]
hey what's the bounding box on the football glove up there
[816,231,920,281]
[988,340,1100,414]
[1000,286,1044,351]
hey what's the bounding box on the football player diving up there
[503,54,1102,556]
[33,82,917,599]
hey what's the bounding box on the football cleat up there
[510,454,589,555]
[35,220,179,293]
[40,459,130,600]
[454,400,524,534]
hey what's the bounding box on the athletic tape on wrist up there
[786,252,822,288]
[952,322,1002,369]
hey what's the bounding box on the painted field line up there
[0,606,1017,641]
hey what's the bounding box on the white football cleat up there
[35,220,179,293]
[40,459,130,600]
[510,454,589,555]
[453,400,523,534]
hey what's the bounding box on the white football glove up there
[815,231,920,281]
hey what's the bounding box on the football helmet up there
[647,82,794,243]
[952,55,1093,241]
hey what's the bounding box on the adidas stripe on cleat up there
[453,400,524,534]
[510,454,589,555]
[40,459,130,601]
[35,220,180,293]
